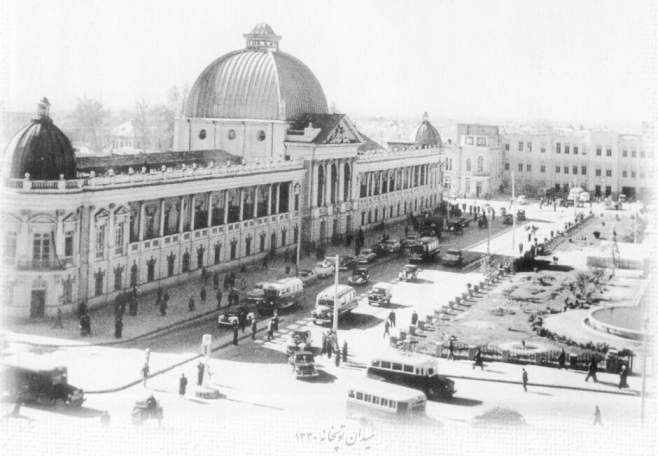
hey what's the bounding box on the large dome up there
[3,98,76,180]
[414,112,441,147]
[185,24,328,121]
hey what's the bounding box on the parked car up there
[401,234,420,249]
[380,238,401,254]
[368,282,393,306]
[347,266,370,286]
[357,248,377,264]
[289,351,319,379]
[313,261,334,278]
[286,329,313,355]
[441,249,463,267]
[398,264,420,282]
[502,214,513,225]
[516,209,527,221]
[517,195,528,205]
[324,255,355,271]
[298,269,319,285]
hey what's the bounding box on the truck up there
[256,277,304,315]
[409,236,440,262]
[312,284,359,326]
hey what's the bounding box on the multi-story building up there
[1,24,443,319]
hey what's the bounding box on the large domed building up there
[415,112,442,147]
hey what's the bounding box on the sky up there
[0,0,655,127]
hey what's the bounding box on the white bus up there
[346,378,427,419]
[257,277,304,315]
[312,284,358,326]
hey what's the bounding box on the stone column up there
[190,194,196,231]
[138,201,145,241]
[267,185,273,215]
[310,164,318,208]
[338,160,345,203]
[378,171,383,194]
[253,186,258,219]
[239,188,244,221]
[107,209,114,257]
[178,197,185,233]
[223,190,229,225]
[275,183,281,215]
[324,162,330,205]
[207,193,213,227]
[159,199,166,237]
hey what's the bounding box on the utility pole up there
[641,313,649,424]
[511,170,516,255]
[333,255,340,333]
[295,184,302,275]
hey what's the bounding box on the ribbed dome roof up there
[3,98,76,180]
[414,112,441,147]
[185,24,328,121]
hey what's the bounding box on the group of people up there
[382,310,397,338]
[319,329,347,366]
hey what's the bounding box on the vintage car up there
[356,248,377,264]
[516,209,527,221]
[517,195,528,205]
[398,264,420,282]
[132,395,163,425]
[441,249,464,267]
[298,269,319,285]
[313,261,334,279]
[286,329,313,355]
[368,282,393,307]
[347,266,370,285]
[324,255,356,271]
[380,238,401,254]
[1,361,85,408]
[246,282,267,307]
[401,234,420,249]
[502,214,514,225]
[289,351,319,379]
[447,218,469,233]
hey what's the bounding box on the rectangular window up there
[96,225,106,256]
[581,166,587,175]
[381,361,391,369]
[527,142,532,152]
[504,163,510,170]
[632,149,637,158]
[389,400,397,409]
[631,171,636,178]
[373,396,380,405]
[622,170,628,178]
[356,392,363,400]
[573,146,578,155]
[476,137,486,146]
[4,232,17,259]
[32,233,50,261]
[564,166,569,174]
[606,148,612,157]
[364,394,371,402]
[64,231,74,257]
[540,147,546,153]
[465,136,474,145]
[115,222,124,249]
[518,163,523,172]
[381,399,388,407]
[540,165,546,173]
[572,166,578,175]
[596,147,602,156]
[403,365,414,373]
[505,143,510,151]
[526,164,531,172]
[391,363,402,371]
[565,144,570,154]
[606,169,612,177]
[623,150,628,157]
[518,141,524,152]
[555,166,561,173]
[556,142,561,153]
[595,169,601,176]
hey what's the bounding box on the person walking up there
[201,266,208,286]
[114,315,123,339]
[342,341,348,362]
[327,338,333,359]
[618,365,629,389]
[179,373,188,397]
[213,271,219,290]
[232,322,239,346]
[388,311,396,327]
[53,308,63,329]
[200,287,207,306]
[141,363,150,387]
[216,290,223,309]
[593,405,603,426]
[159,298,167,316]
[383,319,390,338]
[267,319,274,341]
[522,368,528,392]
[585,357,598,382]
[251,317,257,340]
[472,348,484,370]
[238,309,247,334]
[188,296,195,312]
[197,362,205,386]
[558,348,566,369]
[448,338,455,360]
[321,332,328,355]
[100,410,111,427]
[411,310,418,326]
[272,310,279,332]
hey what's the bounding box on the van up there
[346,378,427,420]
[367,351,455,400]
[312,284,358,326]
[257,277,304,315]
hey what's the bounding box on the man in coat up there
[232,322,239,345]
[411,310,418,326]
[522,368,528,392]
[197,362,205,386]
[213,271,219,290]
[179,373,188,397]
[251,317,257,340]
[200,287,207,305]
[618,365,629,389]
[585,358,598,382]
[216,290,223,309]
[114,315,123,339]
[558,348,566,369]
[267,319,274,341]
[472,349,484,370]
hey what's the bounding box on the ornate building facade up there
[1,24,444,319]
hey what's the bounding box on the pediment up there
[324,119,361,145]
[95,208,110,219]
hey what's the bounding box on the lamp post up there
[332,255,340,333]
[294,184,301,275]
[511,170,516,255]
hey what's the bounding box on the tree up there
[67,97,110,152]
[133,100,175,152]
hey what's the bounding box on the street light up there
[294,183,301,275]
[332,254,340,334]
[511,170,516,255]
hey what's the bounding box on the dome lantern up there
[243,23,282,51]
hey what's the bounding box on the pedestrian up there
[388,311,396,327]
[179,373,188,397]
[197,362,205,386]
[585,357,598,382]
[448,338,455,360]
[80,313,91,336]
[129,296,138,316]
[232,323,239,346]
[200,287,207,305]
[518,242,524,254]
[267,319,274,341]
[188,296,195,312]
[335,344,340,367]
[321,332,328,355]
[251,317,257,340]
[558,348,566,369]
[593,405,602,426]
[157,287,163,303]
[239,309,247,333]
[213,271,219,290]
[404,225,409,238]
[327,339,333,359]
[384,319,390,337]
[163,291,169,306]
[527,232,531,243]
[100,410,111,427]
[159,298,167,316]
[216,290,223,309]
[283,248,289,263]
[53,308,63,329]
[411,310,418,326]
[618,365,629,389]
[114,315,123,339]
[342,340,348,362]
[472,349,484,370]
[141,363,149,387]
[201,266,208,286]
[522,368,528,392]
[77,301,88,319]
[272,310,279,332]
[132,285,138,299]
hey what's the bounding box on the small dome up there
[414,112,441,147]
[3,98,76,180]
[185,24,328,120]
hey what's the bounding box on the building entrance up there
[30,290,45,318]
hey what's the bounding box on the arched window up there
[343,163,351,201]
[317,165,325,206]
[331,162,338,204]
[476,156,484,173]
[466,158,472,172]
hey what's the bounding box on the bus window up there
[403,365,414,373]
[392,363,402,371]
[381,399,388,407]
[381,361,391,369]
[348,390,355,398]
[364,394,371,402]
[356,392,363,400]
[389,400,397,409]
[428,368,434,375]
[372,361,380,367]
[373,396,380,405]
